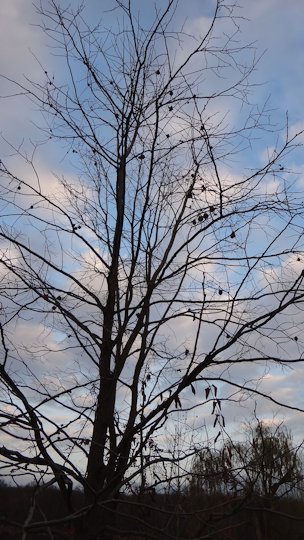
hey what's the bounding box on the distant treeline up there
[1,482,304,540]
[1,422,304,539]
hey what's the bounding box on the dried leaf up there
[214,431,221,444]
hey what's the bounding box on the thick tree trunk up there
[75,498,118,540]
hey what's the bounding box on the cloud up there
[0,2,45,141]
[239,0,304,117]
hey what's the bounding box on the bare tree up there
[0,1,304,538]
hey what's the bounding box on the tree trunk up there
[75,498,118,540]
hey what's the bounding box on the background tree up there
[190,421,303,498]
[233,420,303,498]
[0,1,304,538]
[189,446,228,495]
[189,421,304,540]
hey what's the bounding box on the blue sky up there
[1,0,304,454]
[1,1,304,170]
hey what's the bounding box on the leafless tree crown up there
[0,1,303,538]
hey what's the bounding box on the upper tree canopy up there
[0,1,303,538]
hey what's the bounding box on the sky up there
[1,0,304,460]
